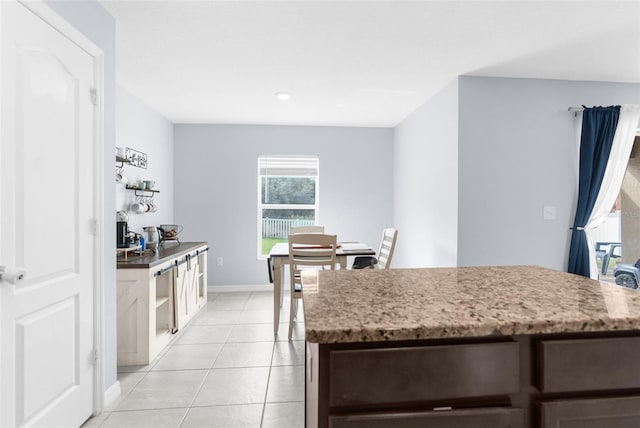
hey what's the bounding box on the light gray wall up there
[458,76,640,270]
[44,0,118,392]
[174,125,394,286]
[116,86,175,233]
[393,78,459,268]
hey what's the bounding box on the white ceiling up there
[100,1,640,128]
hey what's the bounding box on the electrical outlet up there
[543,206,556,220]
[216,257,223,266]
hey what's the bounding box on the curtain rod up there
[568,106,583,117]
[569,107,640,133]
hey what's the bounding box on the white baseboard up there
[208,284,274,293]
[103,380,121,410]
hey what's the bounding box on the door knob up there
[0,266,26,284]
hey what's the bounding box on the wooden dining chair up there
[352,228,398,270]
[290,225,325,234]
[287,233,337,340]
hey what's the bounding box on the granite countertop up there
[117,241,207,269]
[302,265,640,344]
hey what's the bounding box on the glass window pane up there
[260,209,316,255]
[261,209,316,238]
[261,177,316,205]
[258,155,319,258]
[261,236,286,256]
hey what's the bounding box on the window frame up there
[257,155,320,259]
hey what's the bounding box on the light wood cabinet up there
[174,248,207,330]
[117,242,207,366]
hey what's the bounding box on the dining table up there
[267,241,375,336]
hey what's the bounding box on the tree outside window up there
[258,156,319,257]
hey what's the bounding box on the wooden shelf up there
[126,185,160,194]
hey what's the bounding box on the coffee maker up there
[116,211,130,248]
[116,221,129,248]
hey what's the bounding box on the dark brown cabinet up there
[540,396,640,428]
[329,342,519,406]
[306,332,640,428]
[538,337,640,393]
[329,407,523,428]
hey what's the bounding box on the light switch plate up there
[543,206,556,220]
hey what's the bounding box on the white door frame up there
[10,0,106,417]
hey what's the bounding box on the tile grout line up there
[176,343,221,428]
[100,292,300,427]
[259,340,278,428]
[176,372,210,427]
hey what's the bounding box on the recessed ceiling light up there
[275,91,291,101]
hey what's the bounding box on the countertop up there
[116,241,207,269]
[302,265,640,344]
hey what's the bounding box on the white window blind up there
[258,156,319,177]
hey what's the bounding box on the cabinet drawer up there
[540,396,640,428]
[329,407,523,428]
[538,337,640,393]
[329,342,519,407]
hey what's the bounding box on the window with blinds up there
[258,155,320,257]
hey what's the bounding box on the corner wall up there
[457,76,640,270]
[174,125,394,286]
[115,86,175,233]
[393,78,459,268]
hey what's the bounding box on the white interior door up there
[1,1,98,426]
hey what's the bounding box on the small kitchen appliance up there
[143,226,163,251]
[116,221,129,248]
[116,211,133,248]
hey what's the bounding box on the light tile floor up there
[83,291,305,428]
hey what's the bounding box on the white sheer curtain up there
[584,105,640,279]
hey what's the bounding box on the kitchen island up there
[117,242,208,365]
[302,266,640,428]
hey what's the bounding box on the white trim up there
[103,380,121,410]
[92,53,105,417]
[208,284,273,293]
[19,0,106,416]
[0,6,4,425]
[18,1,103,57]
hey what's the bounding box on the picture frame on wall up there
[125,147,147,169]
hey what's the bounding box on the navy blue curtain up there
[568,106,620,277]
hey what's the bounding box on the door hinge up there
[92,219,98,236]
[93,349,99,366]
[90,88,98,106]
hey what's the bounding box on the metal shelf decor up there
[125,185,160,197]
